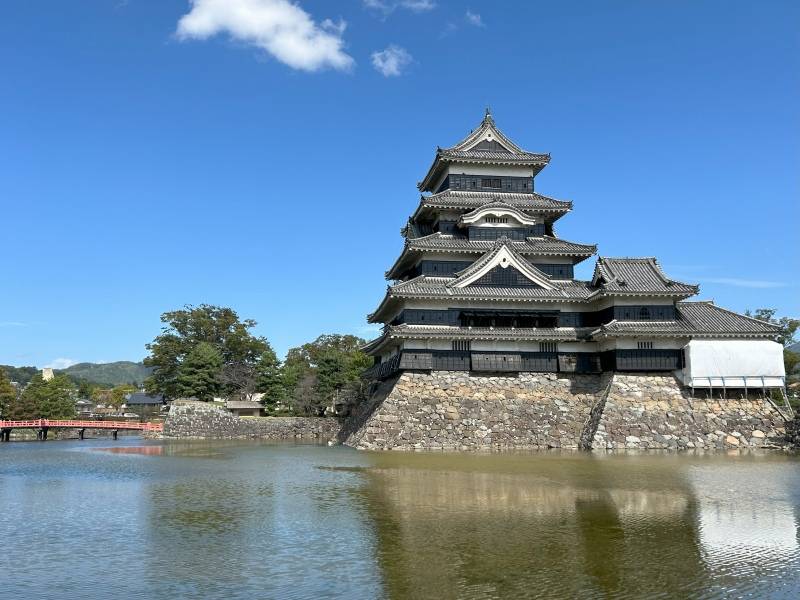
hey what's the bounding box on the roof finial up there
[485,106,491,117]
[483,106,494,125]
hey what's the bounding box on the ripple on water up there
[0,442,797,599]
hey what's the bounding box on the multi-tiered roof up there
[364,111,779,372]
[417,110,550,192]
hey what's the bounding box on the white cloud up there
[363,0,435,16]
[0,321,26,327]
[465,10,484,27]
[45,358,78,369]
[176,0,354,72]
[371,45,412,76]
[701,277,787,289]
[402,0,436,11]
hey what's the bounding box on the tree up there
[91,387,113,407]
[12,374,77,419]
[282,334,371,416]
[6,391,38,420]
[746,308,800,383]
[745,308,800,347]
[255,347,285,413]
[144,304,269,399]
[0,368,17,418]
[175,342,222,401]
[75,379,99,399]
[0,365,37,387]
[111,384,137,408]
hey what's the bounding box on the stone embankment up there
[338,371,790,451]
[788,414,800,448]
[593,374,787,450]
[339,372,609,451]
[159,401,339,441]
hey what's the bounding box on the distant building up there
[75,399,94,417]
[124,392,166,420]
[225,400,264,418]
[125,392,165,407]
[41,368,54,381]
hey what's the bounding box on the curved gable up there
[449,243,555,289]
[459,202,539,226]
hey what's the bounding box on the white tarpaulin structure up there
[681,340,785,388]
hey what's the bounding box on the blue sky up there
[1,0,798,368]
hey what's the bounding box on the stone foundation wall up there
[787,415,800,448]
[592,374,787,450]
[339,371,789,451]
[339,371,610,451]
[161,402,340,441]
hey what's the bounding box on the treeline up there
[143,305,372,416]
[0,365,38,387]
[0,371,77,420]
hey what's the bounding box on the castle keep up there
[341,111,789,451]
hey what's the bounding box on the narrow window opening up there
[539,342,557,353]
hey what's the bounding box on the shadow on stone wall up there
[338,371,791,451]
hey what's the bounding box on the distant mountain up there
[59,361,152,386]
[788,342,800,355]
[0,365,38,386]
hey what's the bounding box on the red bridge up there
[0,419,163,441]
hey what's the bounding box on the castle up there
[340,111,789,451]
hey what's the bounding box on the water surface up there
[1,440,798,599]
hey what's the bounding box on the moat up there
[1,440,799,599]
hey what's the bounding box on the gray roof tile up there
[408,234,596,256]
[414,190,572,216]
[592,257,698,296]
[418,112,550,191]
[363,324,588,353]
[597,301,780,337]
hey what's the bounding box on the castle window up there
[481,178,501,189]
[452,340,471,351]
[637,341,654,350]
[539,342,557,353]
[485,216,509,224]
[639,307,651,320]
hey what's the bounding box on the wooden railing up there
[0,419,163,431]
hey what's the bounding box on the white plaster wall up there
[399,299,586,312]
[403,339,452,351]
[591,296,678,310]
[559,341,599,352]
[529,258,574,265]
[603,338,689,350]
[446,163,535,177]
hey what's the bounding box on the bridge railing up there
[0,419,163,431]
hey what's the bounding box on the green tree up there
[0,365,37,387]
[175,342,222,401]
[282,334,371,416]
[255,347,285,413]
[745,308,800,347]
[76,379,96,399]
[144,304,269,399]
[111,384,137,408]
[6,391,38,420]
[746,308,800,382]
[0,368,17,418]
[13,374,77,419]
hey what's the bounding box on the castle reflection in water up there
[353,452,800,599]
